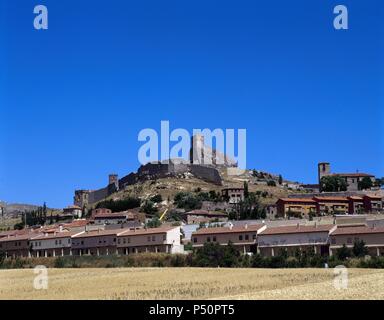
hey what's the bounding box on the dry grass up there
[0,268,383,300]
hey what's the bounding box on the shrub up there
[267,180,276,187]
[150,194,163,203]
[174,192,202,210]
[336,244,353,260]
[96,198,141,212]
[140,200,158,215]
[54,257,65,268]
[352,240,368,257]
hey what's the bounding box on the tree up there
[150,194,163,203]
[192,242,239,267]
[140,200,158,215]
[336,244,352,260]
[353,240,368,257]
[174,192,202,211]
[146,217,162,228]
[358,177,373,190]
[13,222,24,230]
[374,177,384,187]
[278,174,283,185]
[96,198,141,212]
[320,176,348,192]
[243,181,249,199]
[267,180,276,187]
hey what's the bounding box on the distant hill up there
[0,203,43,217]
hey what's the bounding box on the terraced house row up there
[0,226,183,258]
[276,195,383,217]
[192,222,384,257]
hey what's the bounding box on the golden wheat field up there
[0,268,383,300]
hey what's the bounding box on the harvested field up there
[0,268,383,300]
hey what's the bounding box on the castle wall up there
[189,165,222,185]
[119,172,137,189]
[88,186,110,205]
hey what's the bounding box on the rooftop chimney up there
[244,224,248,229]
[296,223,299,229]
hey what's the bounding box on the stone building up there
[318,162,375,192]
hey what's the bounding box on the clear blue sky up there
[1,0,383,208]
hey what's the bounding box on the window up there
[347,238,352,244]
[239,235,243,241]
[253,234,256,240]
[152,236,155,241]
[213,236,216,242]
[113,238,116,242]
[193,237,197,243]
[58,240,62,245]
[331,238,336,244]
[127,238,130,243]
[245,235,249,241]
[163,235,166,241]
[68,239,70,244]
[118,239,121,244]
[123,238,126,244]
[81,241,84,245]
[147,236,151,242]
[207,237,211,242]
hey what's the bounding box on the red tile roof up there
[278,198,316,203]
[331,225,384,235]
[62,219,89,228]
[313,196,349,202]
[259,224,335,235]
[72,229,122,238]
[118,226,177,237]
[32,231,80,240]
[185,210,227,216]
[192,224,264,235]
[331,173,374,177]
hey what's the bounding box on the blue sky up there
[1,0,383,208]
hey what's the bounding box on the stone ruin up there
[74,134,238,207]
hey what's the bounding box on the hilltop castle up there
[74,135,237,208]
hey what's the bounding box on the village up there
[0,135,383,262]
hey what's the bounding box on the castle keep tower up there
[108,174,119,188]
[190,134,205,165]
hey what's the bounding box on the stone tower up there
[318,162,331,190]
[108,174,119,192]
[74,190,89,208]
[109,174,118,186]
[190,134,205,165]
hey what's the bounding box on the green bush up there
[96,198,141,212]
[54,257,65,268]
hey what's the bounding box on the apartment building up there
[116,226,183,254]
[221,187,245,204]
[30,230,82,257]
[257,224,336,257]
[0,233,38,258]
[276,195,383,217]
[191,224,266,254]
[314,196,349,215]
[276,198,317,217]
[329,225,384,257]
[71,229,122,256]
[364,195,383,213]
